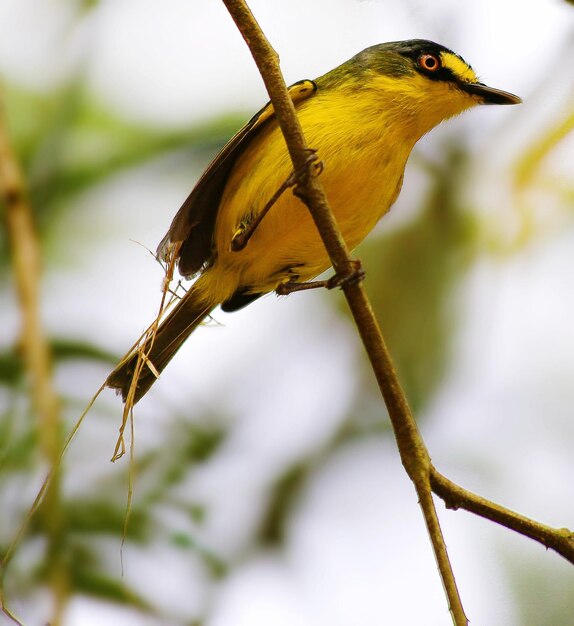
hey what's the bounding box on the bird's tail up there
[106,274,217,403]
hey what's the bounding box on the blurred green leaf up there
[259,464,309,545]
[0,418,37,472]
[73,568,152,609]
[61,500,148,540]
[169,532,228,578]
[0,338,118,391]
[351,144,479,415]
[0,350,24,387]
[51,338,118,365]
[136,419,226,503]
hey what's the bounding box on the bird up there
[106,39,521,403]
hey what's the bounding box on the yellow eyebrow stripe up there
[440,52,478,83]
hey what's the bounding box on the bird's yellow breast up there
[213,86,417,292]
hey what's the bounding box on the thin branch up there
[0,96,68,625]
[430,469,574,564]
[220,2,468,624]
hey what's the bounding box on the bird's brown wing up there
[156,79,318,277]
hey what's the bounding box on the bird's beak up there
[460,82,522,105]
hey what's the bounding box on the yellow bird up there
[107,39,520,402]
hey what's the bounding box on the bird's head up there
[328,39,521,140]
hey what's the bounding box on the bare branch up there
[430,468,574,564]
[220,2,468,624]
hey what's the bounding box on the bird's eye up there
[418,54,441,72]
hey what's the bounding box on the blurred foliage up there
[1,27,574,623]
[0,81,245,276]
[259,463,311,545]
[514,107,574,190]
[0,78,244,621]
[512,102,574,243]
[0,349,23,388]
[0,338,118,388]
[344,145,478,418]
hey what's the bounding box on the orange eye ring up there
[418,54,441,72]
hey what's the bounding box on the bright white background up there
[1,1,573,625]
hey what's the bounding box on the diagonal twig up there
[220,2,469,624]
[430,468,574,563]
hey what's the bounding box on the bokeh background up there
[1,0,573,624]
